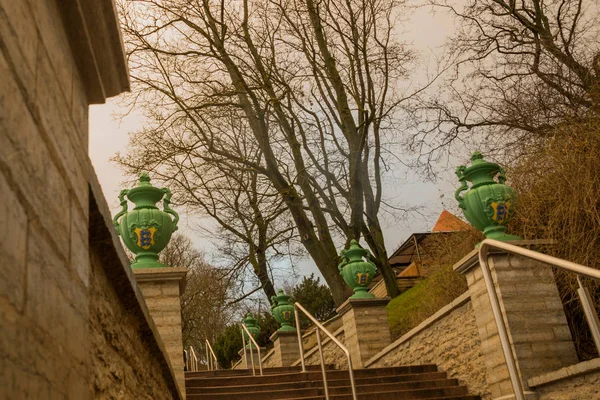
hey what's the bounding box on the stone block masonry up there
[292,326,349,369]
[456,243,578,400]
[135,268,188,399]
[0,0,179,398]
[0,0,92,396]
[337,298,391,368]
[270,330,301,367]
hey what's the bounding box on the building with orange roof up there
[369,210,475,298]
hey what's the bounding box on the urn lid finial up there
[471,151,484,162]
[139,172,152,186]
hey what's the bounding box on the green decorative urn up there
[338,240,377,299]
[112,172,179,269]
[271,290,296,332]
[455,152,521,242]
[242,314,261,349]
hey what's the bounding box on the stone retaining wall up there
[90,247,176,399]
[292,327,348,369]
[0,0,180,397]
[261,348,277,368]
[365,293,490,399]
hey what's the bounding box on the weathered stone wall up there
[261,349,277,368]
[293,327,348,369]
[366,294,490,399]
[529,359,600,400]
[0,0,180,398]
[90,248,174,399]
[536,371,600,400]
[300,315,343,351]
[0,0,92,396]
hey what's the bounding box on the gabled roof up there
[387,211,470,269]
[432,210,470,232]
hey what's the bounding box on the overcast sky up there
[88,4,467,284]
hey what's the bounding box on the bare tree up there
[119,0,418,303]
[159,234,234,349]
[411,0,600,164]
[117,116,296,300]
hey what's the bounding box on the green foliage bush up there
[291,273,336,329]
[386,231,479,339]
[387,264,467,339]
[213,324,243,369]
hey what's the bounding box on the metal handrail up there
[241,323,263,376]
[187,346,199,372]
[478,239,600,400]
[205,339,219,370]
[294,302,357,400]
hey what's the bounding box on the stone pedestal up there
[455,242,578,400]
[134,267,187,399]
[270,330,300,367]
[336,298,391,368]
[238,347,267,370]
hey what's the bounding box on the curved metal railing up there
[294,302,357,400]
[241,323,263,376]
[478,239,600,400]
[205,339,219,371]
[186,346,199,372]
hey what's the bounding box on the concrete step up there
[186,385,471,399]
[185,365,439,388]
[283,396,480,400]
[185,365,480,400]
[186,372,446,394]
[186,364,331,378]
[188,377,457,395]
[326,372,449,387]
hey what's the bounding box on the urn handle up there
[112,189,130,232]
[337,250,349,273]
[162,188,179,231]
[498,166,507,184]
[454,165,468,210]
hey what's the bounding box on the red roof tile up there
[432,210,470,232]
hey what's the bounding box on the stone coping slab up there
[336,297,390,315]
[453,239,556,275]
[528,358,600,388]
[134,267,188,292]
[57,0,129,102]
[270,330,299,341]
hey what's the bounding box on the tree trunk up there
[362,221,400,298]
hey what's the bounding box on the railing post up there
[316,329,329,399]
[239,323,263,375]
[577,276,600,353]
[294,307,306,372]
[294,302,357,400]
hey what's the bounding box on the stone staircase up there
[185,365,481,399]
